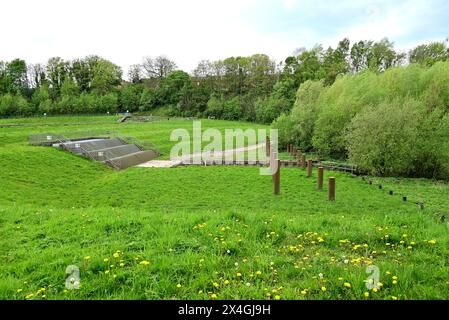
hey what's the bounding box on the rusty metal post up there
[317,166,324,190]
[328,177,335,201]
[307,159,313,177]
[274,159,280,195]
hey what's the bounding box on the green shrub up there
[346,98,421,176]
[0,94,16,116]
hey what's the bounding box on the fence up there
[28,131,159,170]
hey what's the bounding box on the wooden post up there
[307,159,313,177]
[297,154,301,166]
[301,155,306,167]
[274,159,280,195]
[328,177,335,201]
[266,136,270,157]
[317,166,324,190]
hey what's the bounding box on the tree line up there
[2,38,448,120]
[274,60,449,179]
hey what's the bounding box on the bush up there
[287,80,324,151]
[120,84,143,112]
[255,96,291,124]
[222,96,242,120]
[346,98,421,176]
[15,95,33,115]
[205,96,223,118]
[0,94,16,116]
[272,112,296,150]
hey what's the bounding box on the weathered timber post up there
[317,166,324,190]
[328,177,336,201]
[271,148,277,181]
[266,136,270,157]
[301,155,306,167]
[274,159,280,195]
[307,159,313,177]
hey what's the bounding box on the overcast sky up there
[1,0,448,78]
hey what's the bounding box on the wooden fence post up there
[301,155,306,168]
[307,159,313,177]
[266,136,270,157]
[317,166,324,190]
[274,159,280,195]
[328,177,335,201]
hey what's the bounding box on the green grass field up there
[1,116,448,300]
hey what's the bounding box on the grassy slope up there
[0,116,448,300]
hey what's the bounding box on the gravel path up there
[137,143,265,168]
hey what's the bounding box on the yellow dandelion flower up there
[113,252,120,258]
[213,282,219,288]
[198,290,203,294]
[84,256,91,261]
[321,287,326,292]
[274,295,281,300]
[210,293,217,299]
[25,293,34,299]
[392,280,398,285]
[364,292,369,298]
[391,296,398,300]
[16,289,23,293]
[377,282,383,288]
[343,282,351,288]
[392,276,398,280]
[236,272,242,277]
[176,284,182,288]
[372,287,378,293]
[224,280,230,285]
[255,271,262,276]
[139,260,150,266]
[300,289,307,295]
[103,258,109,262]
[338,277,343,281]
[428,239,436,245]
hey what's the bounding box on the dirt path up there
[137,143,265,168]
